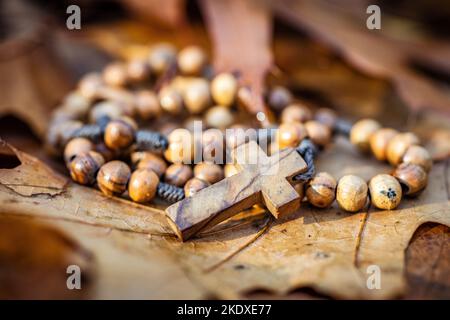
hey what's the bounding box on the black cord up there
[293,139,317,182]
[157,182,185,203]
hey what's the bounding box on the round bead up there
[305,121,331,147]
[104,119,136,150]
[224,164,239,177]
[402,145,432,172]
[280,103,312,124]
[350,119,381,153]
[148,43,177,74]
[61,91,91,119]
[336,175,368,212]
[69,151,105,185]
[159,87,183,115]
[126,59,151,83]
[386,132,420,166]
[184,178,210,197]
[392,163,427,196]
[103,62,128,87]
[134,90,161,120]
[95,143,117,162]
[97,160,131,196]
[194,162,224,184]
[64,138,95,164]
[314,108,337,129]
[128,169,159,203]
[132,152,167,177]
[202,129,224,163]
[369,174,402,210]
[306,172,337,208]
[268,86,292,112]
[89,101,125,123]
[78,72,103,100]
[211,73,238,107]
[369,128,398,162]
[225,125,254,150]
[164,164,193,187]
[177,46,207,75]
[276,122,308,149]
[164,129,195,164]
[205,106,234,129]
[183,79,211,114]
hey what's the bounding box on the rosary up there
[46,43,432,241]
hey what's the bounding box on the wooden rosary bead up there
[336,175,368,212]
[305,121,331,147]
[224,163,239,177]
[164,129,195,164]
[350,119,381,153]
[62,91,91,118]
[369,174,402,210]
[159,86,183,115]
[276,122,307,149]
[78,72,103,100]
[164,164,193,187]
[402,145,432,172]
[177,45,207,75]
[268,86,292,112]
[392,163,427,196]
[184,178,210,197]
[306,172,337,208]
[128,168,160,203]
[205,106,234,129]
[225,125,254,150]
[104,119,136,150]
[202,129,224,163]
[148,43,177,74]
[89,101,124,123]
[97,160,131,196]
[281,103,312,124]
[103,62,128,87]
[183,78,211,114]
[134,90,161,120]
[69,151,105,185]
[314,108,337,129]
[369,128,398,162]
[126,58,151,83]
[95,143,117,162]
[194,162,224,184]
[64,137,95,164]
[132,152,167,177]
[211,73,238,107]
[386,132,420,166]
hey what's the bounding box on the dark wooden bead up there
[184,178,210,197]
[128,169,160,203]
[104,119,136,150]
[164,164,193,187]
[392,163,427,196]
[69,151,105,185]
[97,160,131,196]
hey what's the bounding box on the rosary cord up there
[135,130,168,153]
[157,182,185,203]
[293,139,317,182]
[334,118,352,137]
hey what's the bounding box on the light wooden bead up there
[369,174,402,210]
[127,59,151,83]
[225,125,254,150]
[177,46,207,75]
[183,79,211,114]
[69,151,105,185]
[386,132,420,166]
[194,162,224,184]
[159,87,183,115]
[103,62,128,87]
[164,129,195,164]
[184,178,210,197]
[350,119,381,152]
[89,101,125,123]
[61,91,91,118]
[314,108,337,129]
[205,106,234,129]
[134,90,161,120]
[64,138,95,164]
[268,86,292,112]
[104,119,136,150]
[276,122,308,149]
[128,169,159,203]
[305,121,331,147]
[306,172,337,208]
[202,129,224,163]
[336,175,368,212]
[393,163,427,196]
[78,72,103,100]
[132,152,167,177]
[211,73,238,107]
[281,103,312,124]
[97,160,131,196]
[164,164,193,187]
[224,164,239,177]
[402,145,432,172]
[148,43,177,74]
[369,128,398,161]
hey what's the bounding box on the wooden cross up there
[165,141,307,241]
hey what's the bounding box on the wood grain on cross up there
[166,141,307,241]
